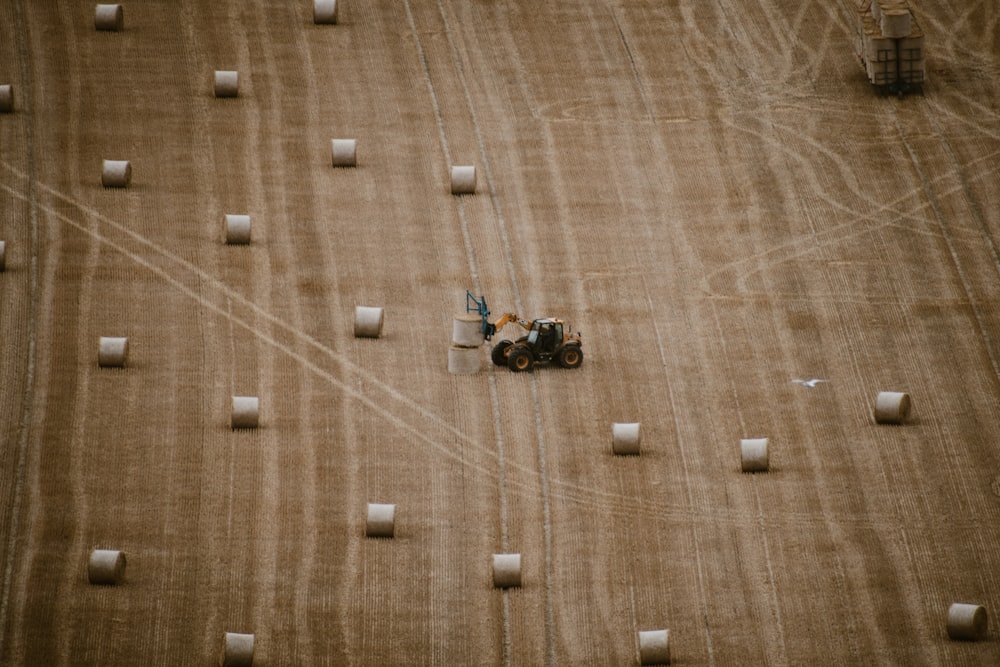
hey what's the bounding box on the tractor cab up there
[526,319,563,355]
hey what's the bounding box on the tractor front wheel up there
[491,340,513,366]
[558,345,583,369]
[507,346,534,372]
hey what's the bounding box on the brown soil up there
[1,1,998,664]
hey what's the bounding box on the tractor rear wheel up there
[507,346,534,372]
[557,345,583,369]
[491,340,513,366]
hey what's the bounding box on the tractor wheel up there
[507,346,534,372]
[558,345,583,369]
[491,340,513,366]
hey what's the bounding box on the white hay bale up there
[492,553,521,588]
[740,437,769,473]
[448,345,480,374]
[452,314,484,347]
[331,139,357,167]
[612,422,641,456]
[88,549,126,585]
[222,632,255,667]
[639,629,670,665]
[874,391,910,424]
[231,396,259,429]
[366,503,396,538]
[354,306,384,338]
[947,603,988,641]
[450,165,476,195]
[0,85,12,113]
[313,0,338,24]
[225,214,251,245]
[101,160,131,188]
[94,4,124,31]
[98,336,129,368]
[0,240,6,271]
[881,9,911,38]
[214,71,239,98]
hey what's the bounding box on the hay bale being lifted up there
[98,336,129,368]
[452,314,484,347]
[874,391,910,424]
[314,0,338,24]
[222,632,255,667]
[94,4,124,31]
[214,71,239,98]
[331,139,356,166]
[947,603,988,641]
[450,165,476,194]
[88,549,126,585]
[0,85,13,113]
[639,629,670,665]
[354,306,384,338]
[231,396,259,429]
[101,160,131,188]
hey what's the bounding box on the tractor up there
[466,292,583,372]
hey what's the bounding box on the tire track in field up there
[398,3,518,663]
[701,115,1000,296]
[0,0,40,659]
[895,119,1000,383]
[707,301,789,666]
[407,1,558,661]
[589,9,721,663]
[7,169,990,533]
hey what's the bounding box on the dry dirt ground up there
[1,1,999,665]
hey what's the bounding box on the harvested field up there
[1,0,999,664]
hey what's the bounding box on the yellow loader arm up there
[491,313,532,334]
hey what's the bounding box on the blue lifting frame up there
[466,291,496,340]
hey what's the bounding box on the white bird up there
[792,378,828,388]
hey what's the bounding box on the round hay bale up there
[88,549,126,585]
[612,422,641,456]
[354,306,384,338]
[947,603,987,641]
[231,396,259,430]
[94,4,123,31]
[222,632,255,667]
[492,553,521,589]
[214,71,239,98]
[450,165,476,195]
[101,160,131,188]
[225,214,251,245]
[448,344,480,374]
[874,391,910,424]
[0,240,6,272]
[98,336,129,368]
[314,0,338,24]
[366,503,396,538]
[0,84,13,113]
[331,139,357,167]
[452,314,484,347]
[639,629,670,665]
[740,437,769,473]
